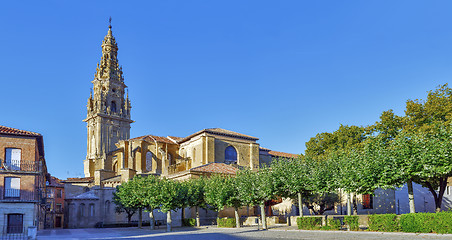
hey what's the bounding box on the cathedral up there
[63,23,297,228]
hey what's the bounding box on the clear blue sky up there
[2,1,452,179]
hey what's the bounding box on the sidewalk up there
[37,225,452,240]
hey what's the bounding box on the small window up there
[168,153,172,165]
[89,204,95,217]
[56,189,62,198]
[79,204,85,218]
[362,194,373,209]
[4,177,20,198]
[7,214,23,233]
[146,152,153,172]
[105,200,111,215]
[111,101,117,113]
[5,148,21,170]
[56,204,62,212]
[225,146,237,164]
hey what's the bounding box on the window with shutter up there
[5,177,20,198]
[5,148,21,170]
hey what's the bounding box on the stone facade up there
[83,23,133,179]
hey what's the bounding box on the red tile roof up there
[0,125,41,137]
[268,150,299,159]
[190,162,239,175]
[64,177,94,183]
[48,176,64,187]
[179,128,258,143]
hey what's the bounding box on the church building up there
[63,23,297,228]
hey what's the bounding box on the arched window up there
[79,203,85,218]
[89,204,95,217]
[225,146,237,164]
[193,148,196,162]
[105,201,110,215]
[111,101,117,112]
[146,152,153,172]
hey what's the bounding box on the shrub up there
[400,212,452,234]
[217,218,236,228]
[368,214,399,232]
[327,218,342,230]
[344,216,359,231]
[297,216,323,230]
[183,218,196,227]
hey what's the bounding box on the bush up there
[183,218,196,227]
[327,218,342,230]
[344,216,359,231]
[400,212,452,234]
[297,216,323,230]
[368,214,399,232]
[217,218,236,228]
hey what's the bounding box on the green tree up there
[271,157,311,217]
[391,124,452,212]
[204,174,243,228]
[236,167,275,229]
[112,176,149,227]
[156,178,186,231]
[185,177,207,227]
[142,175,162,230]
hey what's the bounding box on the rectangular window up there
[56,204,62,212]
[362,194,373,209]
[4,177,20,198]
[56,189,62,198]
[5,148,21,170]
[7,214,23,233]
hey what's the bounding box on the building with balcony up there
[0,125,48,236]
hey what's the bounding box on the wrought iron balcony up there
[0,160,42,173]
[0,189,41,203]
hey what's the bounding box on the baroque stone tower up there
[83,23,133,177]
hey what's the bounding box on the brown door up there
[7,214,23,233]
[55,216,62,228]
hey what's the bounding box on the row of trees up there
[303,84,452,213]
[114,84,452,230]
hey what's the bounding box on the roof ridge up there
[0,125,41,136]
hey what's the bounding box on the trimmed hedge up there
[297,217,323,230]
[183,218,196,227]
[368,214,399,232]
[217,218,236,228]
[344,216,359,231]
[327,218,342,230]
[400,212,452,234]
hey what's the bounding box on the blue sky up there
[2,1,452,179]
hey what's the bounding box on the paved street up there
[38,226,452,240]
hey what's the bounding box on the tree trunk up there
[181,207,185,226]
[167,211,172,232]
[347,192,352,216]
[425,178,447,213]
[260,203,267,230]
[149,209,154,230]
[196,206,200,227]
[297,192,303,217]
[352,193,358,215]
[234,207,240,228]
[138,207,142,228]
[407,180,416,213]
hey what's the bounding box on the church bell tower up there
[83,22,133,177]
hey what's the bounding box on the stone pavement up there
[38,225,452,240]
